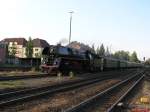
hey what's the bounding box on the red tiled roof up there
[33,38,50,47]
[2,37,27,46]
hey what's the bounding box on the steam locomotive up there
[40,45,143,74]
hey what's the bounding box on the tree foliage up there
[91,44,96,53]
[113,50,130,61]
[145,58,150,65]
[97,44,105,56]
[96,46,100,55]
[105,46,110,56]
[68,41,140,62]
[26,37,33,58]
[113,50,140,62]
[9,42,17,57]
[130,51,139,62]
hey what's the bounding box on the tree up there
[96,46,100,55]
[6,44,9,58]
[9,42,17,57]
[99,44,105,56]
[105,46,110,56]
[145,58,150,65]
[26,37,33,58]
[130,51,139,62]
[91,44,96,53]
[113,50,130,61]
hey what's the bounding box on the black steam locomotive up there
[40,45,143,74]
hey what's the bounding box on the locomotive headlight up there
[41,57,44,64]
[41,56,48,64]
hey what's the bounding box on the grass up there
[0,80,25,89]
[0,71,42,76]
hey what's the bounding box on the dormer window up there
[9,42,12,45]
[14,42,17,45]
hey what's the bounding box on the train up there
[40,45,143,74]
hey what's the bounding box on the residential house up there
[0,42,7,64]
[2,38,27,58]
[32,38,50,58]
[1,37,50,66]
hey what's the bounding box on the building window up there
[0,44,4,48]
[14,42,17,45]
[9,42,12,45]
[35,49,38,51]
[35,53,40,57]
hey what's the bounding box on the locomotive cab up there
[85,51,103,72]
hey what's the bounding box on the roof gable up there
[33,38,49,47]
[3,38,27,46]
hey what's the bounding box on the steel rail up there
[65,71,144,112]
[0,70,136,98]
[0,69,137,81]
[0,74,115,108]
[0,73,49,81]
[107,73,144,112]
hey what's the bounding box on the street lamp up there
[68,11,74,44]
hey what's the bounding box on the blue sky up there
[0,0,150,60]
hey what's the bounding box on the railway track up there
[0,73,49,81]
[0,70,135,95]
[0,69,137,81]
[0,72,122,109]
[0,69,140,111]
[65,71,144,112]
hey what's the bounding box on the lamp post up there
[68,11,74,44]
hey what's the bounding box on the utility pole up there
[68,11,74,44]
